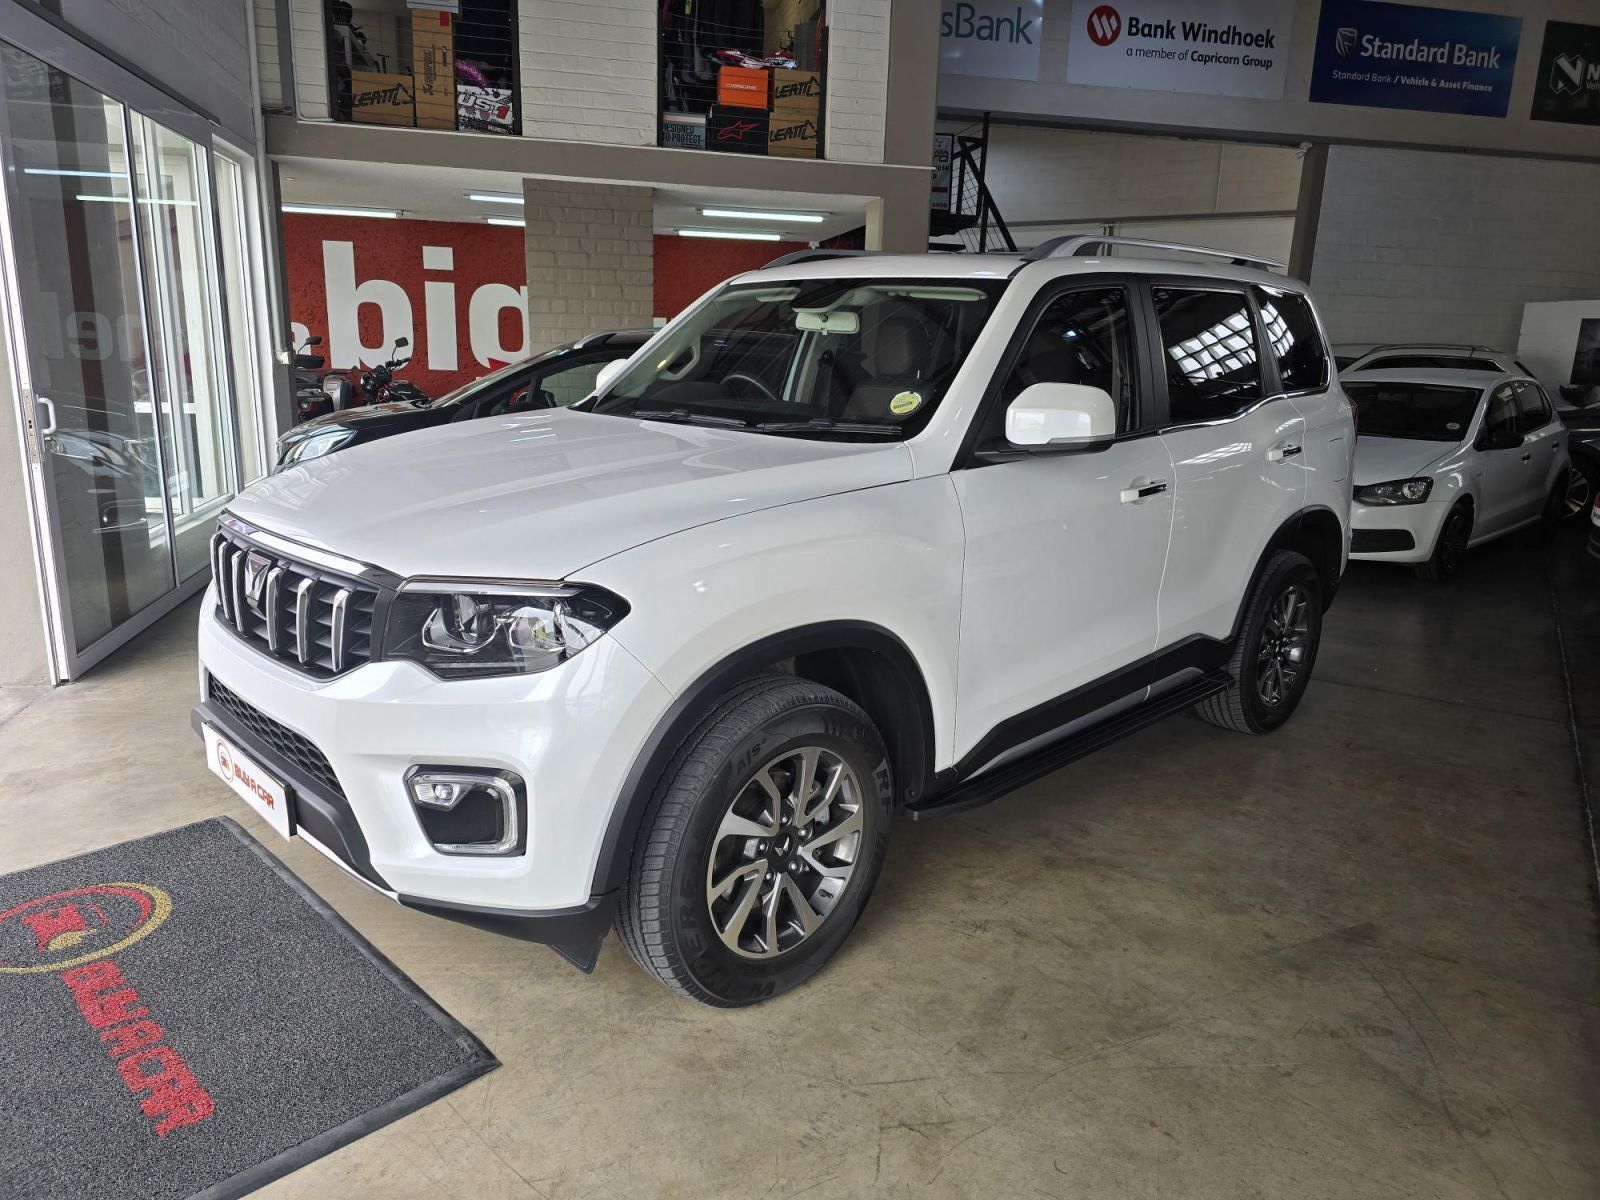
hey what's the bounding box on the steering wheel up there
[722,372,778,402]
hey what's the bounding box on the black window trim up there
[1253,283,1332,399]
[1140,277,1281,433]
[954,272,1158,469]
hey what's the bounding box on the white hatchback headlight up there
[1355,477,1432,505]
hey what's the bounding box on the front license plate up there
[204,724,294,840]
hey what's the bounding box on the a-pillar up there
[522,179,654,354]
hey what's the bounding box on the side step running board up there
[905,672,1232,822]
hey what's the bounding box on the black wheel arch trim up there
[589,620,938,897]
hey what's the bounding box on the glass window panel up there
[1152,287,1263,426]
[213,153,265,482]
[0,44,174,651]
[128,112,236,582]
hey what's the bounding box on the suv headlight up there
[1355,477,1432,505]
[384,582,629,679]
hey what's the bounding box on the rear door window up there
[1255,287,1328,393]
[1151,286,1264,425]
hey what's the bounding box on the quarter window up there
[1002,287,1136,432]
[1256,288,1327,392]
[1152,287,1264,425]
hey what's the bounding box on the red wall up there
[283,214,530,397]
[283,215,812,396]
[653,234,809,319]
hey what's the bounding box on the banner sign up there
[1530,20,1600,125]
[931,134,954,213]
[1309,0,1521,118]
[1065,1,1293,100]
[940,1,1044,80]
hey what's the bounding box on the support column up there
[522,180,654,354]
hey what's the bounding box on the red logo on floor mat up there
[0,884,171,974]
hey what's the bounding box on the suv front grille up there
[206,676,345,801]
[210,526,379,678]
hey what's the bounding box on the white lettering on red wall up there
[283,214,531,396]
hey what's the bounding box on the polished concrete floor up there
[2,529,1596,1199]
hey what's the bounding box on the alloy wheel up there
[1255,584,1314,708]
[1564,467,1591,520]
[705,746,864,960]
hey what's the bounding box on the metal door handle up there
[1521,453,1531,462]
[1120,480,1168,503]
[35,395,57,437]
[1267,443,1302,462]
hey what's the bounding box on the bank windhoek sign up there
[940,1,1045,80]
[1066,0,1293,100]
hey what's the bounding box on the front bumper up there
[1348,497,1452,564]
[195,591,673,961]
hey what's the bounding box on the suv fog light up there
[404,767,525,857]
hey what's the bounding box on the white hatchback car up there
[1343,369,1572,580]
[197,239,1354,1004]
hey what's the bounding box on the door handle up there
[1120,480,1168,503]
[1521,453,1531,463]
[35,394,57,437]
[1267,443,1303,462]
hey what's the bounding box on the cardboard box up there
[412,10,454,130]
[706,107,769,154]
[458,84,515,134]
[660,113,706,150]
[717,65,769,111]
[771,69,822,110]
[350,71,415,126]
[768,110,820,158]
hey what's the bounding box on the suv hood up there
[229,409,913,579]
[1352,435,1457,486]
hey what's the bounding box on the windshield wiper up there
[752,419,904,437]
[632,408,751,429]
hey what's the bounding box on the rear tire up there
[1416,504,1471,582]
[616,674,892,1006]
[1195,550,1322,735]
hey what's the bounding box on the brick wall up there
[1309,146,1600,351]
[254,0,284,111]
[825,0,889,164]
[519,0,655,145]
[289,0,330,120]
[524,180,654,353]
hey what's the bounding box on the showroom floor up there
[2,530,1596,1200]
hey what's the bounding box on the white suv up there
[196,239,1355,1005]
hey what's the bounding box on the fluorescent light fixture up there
[281,203,400,218]
[485,217,525,227]
[467,192,525,205]
[679,228,782,241]
[26,167,125,178]
[700,207,826,224]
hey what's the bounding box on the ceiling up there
[275,156,870,242]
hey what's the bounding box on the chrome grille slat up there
[210,524,380,679]
[330,588,350,673]
[295,577,314,665]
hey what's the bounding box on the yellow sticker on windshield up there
[889,391,923,416]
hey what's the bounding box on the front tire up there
[1195,550,1322,734]
[616,674,892,1006]
[1416,503,1472,582]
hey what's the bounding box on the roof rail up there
[1363,343,1500,355]
[1020,234,1284,271]
[762,249,882,269]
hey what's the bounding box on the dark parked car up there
[275,329,651,469]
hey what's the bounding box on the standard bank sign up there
[940,1,1044,81]
[1311,0,1522,117]
[1065,1,1293,100]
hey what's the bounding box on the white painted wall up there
[826,0,890,163]
[519,0,656,145]
[1308,145,1600,351]
[290,0,330,120]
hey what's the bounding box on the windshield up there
[1344,382,1482,441]
[590,279,1008,438]
[418,356,531,407]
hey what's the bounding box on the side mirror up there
[394,336,409,350]
[306,335,324,347]
[594,358,628,395]
[1006,382,1118,448]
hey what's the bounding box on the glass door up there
[0,28,248,679]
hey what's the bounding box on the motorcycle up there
[292,334,335,423]
[322,336,428,410]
